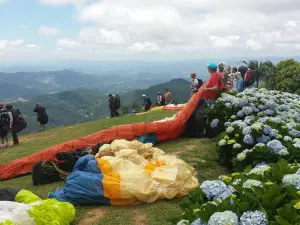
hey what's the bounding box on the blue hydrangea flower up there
[200,180,235,201]
[283,136,293,142]
[258,105,266,110]
[263,125,272,136]
[267,139,287,154]
[208,211,238,225]
[226,127,235,133]
[244,135,255,145]
[237,110,244,118]
[210,119,219,129]
[242,179,263,189]
[265,109,275,116]
[289,129,300,138]
[191,218,207,225]
[177,220,189,225]
[294,142,300,149]
[225,103,231,108]
[191,218,206,225]
[282,174,300,190]
[200,180,227,200]
[243,126,252,135]
[240,211,267,225]
[256,135,270,144]
[271,129,279,138]
[242,106,253,116]
[255,161,269,168]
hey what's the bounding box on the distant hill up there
[0,69,175,102]
[12,78,190,133]
[14,89,108,133]
[121,78,190,106]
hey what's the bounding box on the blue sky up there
[0,0,300,63]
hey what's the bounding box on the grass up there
[0,110,226,225]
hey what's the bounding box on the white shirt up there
[191,78,199,91]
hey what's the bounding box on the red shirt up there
[201,72,223,99]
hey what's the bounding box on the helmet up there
[6,104,12,110]
[207,62,218,70]
[142,94,146,97]
[190,72,196,77]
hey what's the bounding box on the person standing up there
[142,94,152,111]
[219,62,229,91]
[5,104,19,146]
[165,89,172,105]
[33,104,48,132]
[190,73,203,96]
[0,104,10,148]
[156,92,164,106]
[185,62,223,137]
[108,94,119,118]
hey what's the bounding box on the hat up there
[207,62,218,70]
[142,94,146,97]
[191,72,196,77]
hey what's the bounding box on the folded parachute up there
[0,189,75,225]
[49,139,199,205]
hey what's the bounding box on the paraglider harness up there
[114,94,121,110]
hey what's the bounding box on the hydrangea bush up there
[209,88,300,169]
[171,160,300,225]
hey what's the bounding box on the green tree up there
[275,59,300,94]
[263,61,277,90]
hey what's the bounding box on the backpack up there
[147,98,152,106]
[115,95,121,110]
[196,78,203,88]
[11,109,27,133]
[0,110,10,128]
[244,70,256,87]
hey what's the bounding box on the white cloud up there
[210,36,240,49]
[6,0,300,60]
[26,44,37,48]
[128,42,160,52]
[0,0,7,3]
[57,39,82,48]
[79,28,125,44]
[39,0,85,6]
[38,26,61,37]
[246,39,263,51]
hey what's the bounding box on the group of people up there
[0,103,48,148]
[155,89,172,106]
[186,62,256,137]
[190,62,255,96]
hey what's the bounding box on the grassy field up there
[0,110,226,225]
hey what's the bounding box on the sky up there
[1,0,300,62]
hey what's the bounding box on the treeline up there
[243,59,300,94]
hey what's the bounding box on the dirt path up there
[170,145,197,156]
[132,209,147,225]
[78,208,108,225]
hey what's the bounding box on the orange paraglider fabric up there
[162,106,185,111]
[0,84,207,180]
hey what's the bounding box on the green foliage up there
[276,59,300,94]
[172,161,300,225]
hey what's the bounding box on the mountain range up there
[0,69,180,101]
[12,78,191,133]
